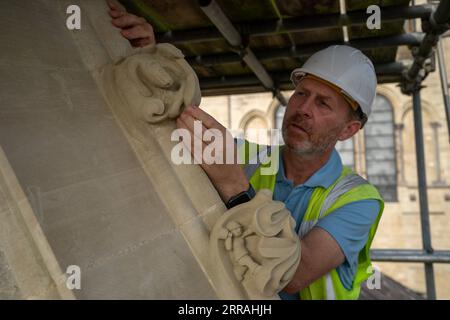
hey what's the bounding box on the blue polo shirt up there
[276,148,380,300]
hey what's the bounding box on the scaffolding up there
[372,0,450,300]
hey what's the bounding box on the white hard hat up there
[290,45,377,117]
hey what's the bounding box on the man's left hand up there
[176,106,249,203]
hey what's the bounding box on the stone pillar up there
[430,122,445,185]
[395,123,406,184]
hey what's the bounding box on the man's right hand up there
[107,0,155,48]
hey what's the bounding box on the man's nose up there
[296,96,314,119]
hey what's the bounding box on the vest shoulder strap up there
[243,145,273,180]
[319,173,368,218]
[298,170,369,238]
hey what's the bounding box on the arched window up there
[364,94,398,202]
[274,104,355,168]
[242,114,269,145]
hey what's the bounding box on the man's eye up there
[297,91,305,96]
[320,101,331,108]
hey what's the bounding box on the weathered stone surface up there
[0,147,74,299]
[0,248,22,299]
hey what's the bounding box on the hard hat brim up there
[290,69,360,112]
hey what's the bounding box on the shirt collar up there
[276,147,343,189]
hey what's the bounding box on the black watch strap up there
[225,183,256,209]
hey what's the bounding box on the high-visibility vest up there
[238,140,384,300]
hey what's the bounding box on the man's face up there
[282,77,352,157]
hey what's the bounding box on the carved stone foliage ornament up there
[102,43,201,124]
[210,189,301,299]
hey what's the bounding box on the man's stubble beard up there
[282,117,343,158]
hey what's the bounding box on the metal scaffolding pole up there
[401,0,450,93]
[187,33,423,67]
[371,249,450,263]
[199,62,407,92]
[198,0,287,105]
[156,5,432,44]
[200,75,404,96]
[412,90,436,300]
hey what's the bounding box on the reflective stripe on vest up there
[325,273,336,300]
[297,173,368,239]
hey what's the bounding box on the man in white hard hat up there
[110,4,384,300]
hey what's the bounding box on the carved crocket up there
[210,189,301,299]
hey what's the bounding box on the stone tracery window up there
[364,94,398,202]
[243,114,269,145]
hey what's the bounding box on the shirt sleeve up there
[315,199,380,290]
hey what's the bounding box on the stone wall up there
[0,0,222,299]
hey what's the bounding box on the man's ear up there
[337,120,361,141]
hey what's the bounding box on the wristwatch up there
[225,183,256,209]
